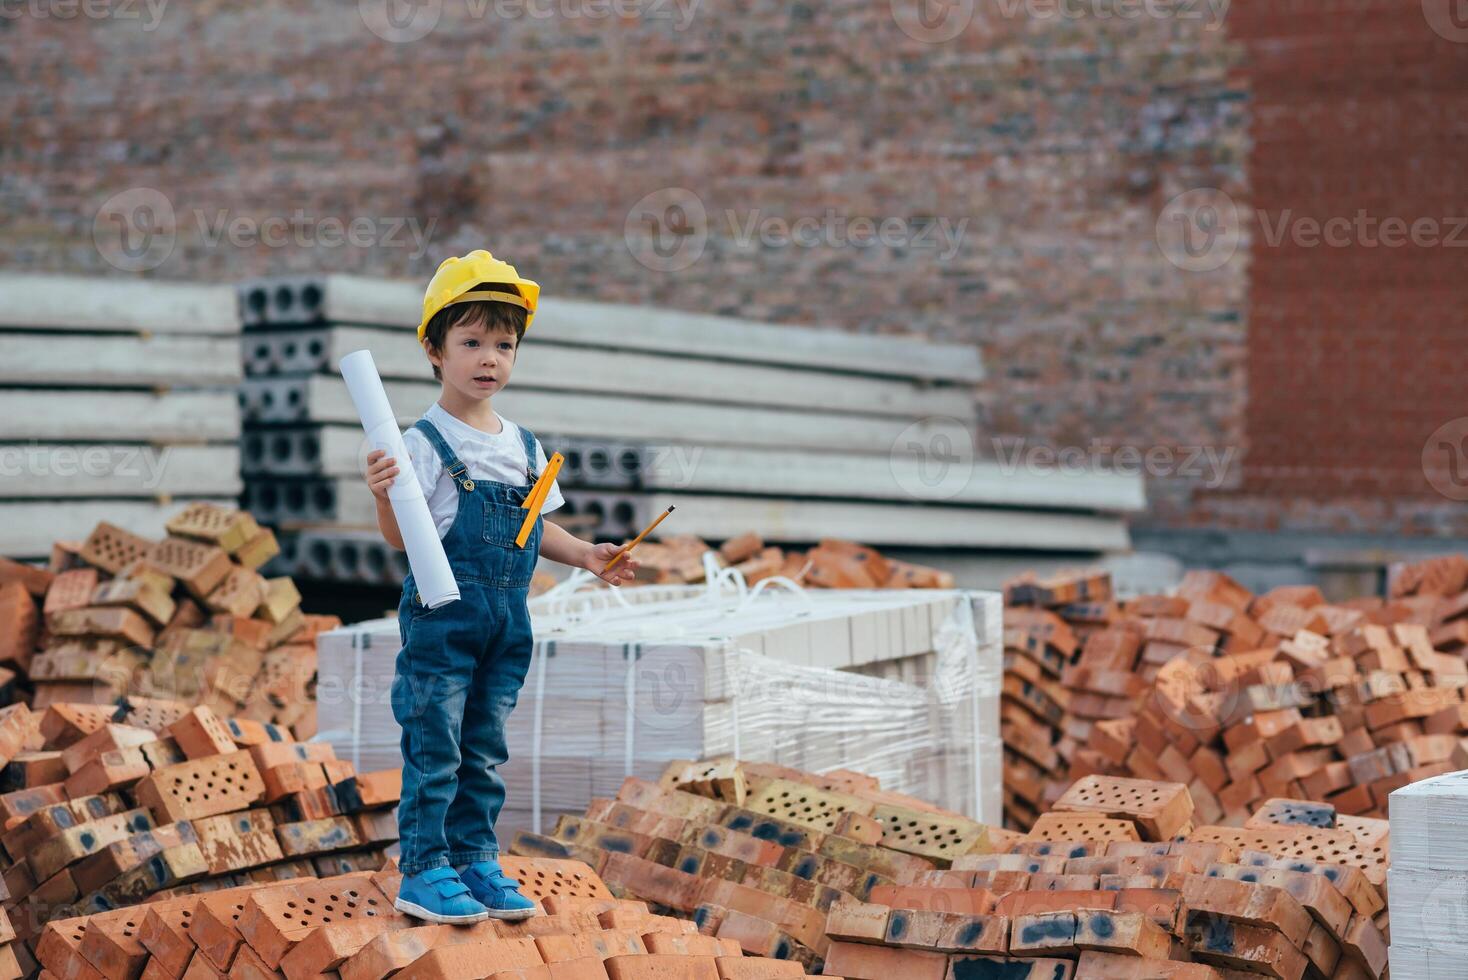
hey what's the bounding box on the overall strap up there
[518,424,541,483]
[412,419,475,492]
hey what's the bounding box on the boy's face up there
[427,320,518,401]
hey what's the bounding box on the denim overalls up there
[391,418,545,876]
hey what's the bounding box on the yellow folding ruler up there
[516,451,564,548]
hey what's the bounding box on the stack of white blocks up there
[316,585,1003,840]
[1390,769,1468,978]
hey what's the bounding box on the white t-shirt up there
[401,402,565,539]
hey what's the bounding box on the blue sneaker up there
[458,860,539,920]
[393,867,490,924]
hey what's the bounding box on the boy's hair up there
[421,282,529,380]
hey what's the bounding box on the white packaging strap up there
[531,639,550,835]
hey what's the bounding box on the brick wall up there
[1,2,1460,540]
[1191,0,1468,539]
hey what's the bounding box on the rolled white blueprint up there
[340,349,460,608]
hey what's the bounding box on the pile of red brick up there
[822,774,1388,979]
[0,503,334,740]
[619,535,955,590]
[38,856,825,980]
[512,760,1390,978]
[1002,556,1468,830]
[0,699,400,977]
[509,758,999,973]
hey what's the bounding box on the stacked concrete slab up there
[0,276,242,559]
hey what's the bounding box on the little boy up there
[364,249,639,923]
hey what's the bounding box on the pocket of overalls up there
[482,497,530,550]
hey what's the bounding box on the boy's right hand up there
[366,449,399,502]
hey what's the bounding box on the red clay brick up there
[393,938,542,980]
[602,955,719,980]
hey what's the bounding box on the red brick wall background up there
[2,1,1463,540]
[1191,0,1468,538]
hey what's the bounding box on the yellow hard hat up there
[417,249,540,341]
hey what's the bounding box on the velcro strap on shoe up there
[422,866,472,898]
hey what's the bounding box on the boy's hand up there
[365,449,399,502]
[586,541,640,587]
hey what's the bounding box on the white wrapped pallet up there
[1390,769,1468,978]
[317,570,1002,838]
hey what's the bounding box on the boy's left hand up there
[586,542,640,587]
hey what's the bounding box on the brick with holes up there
[139,900,204,978]
[78,902,166,980]
[41,703,119,748]
[166,707,239,761]
[1051,776,1194,842]
[234,872,391,968]
[37,912,110,980]
[133,751,266,824]
[145,539,232,599]
[80,523,155,576]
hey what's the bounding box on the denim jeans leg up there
[392,596,479,875]
[445,588,535,865]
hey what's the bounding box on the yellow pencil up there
[516,452,564,548]
[604,505,676,571]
